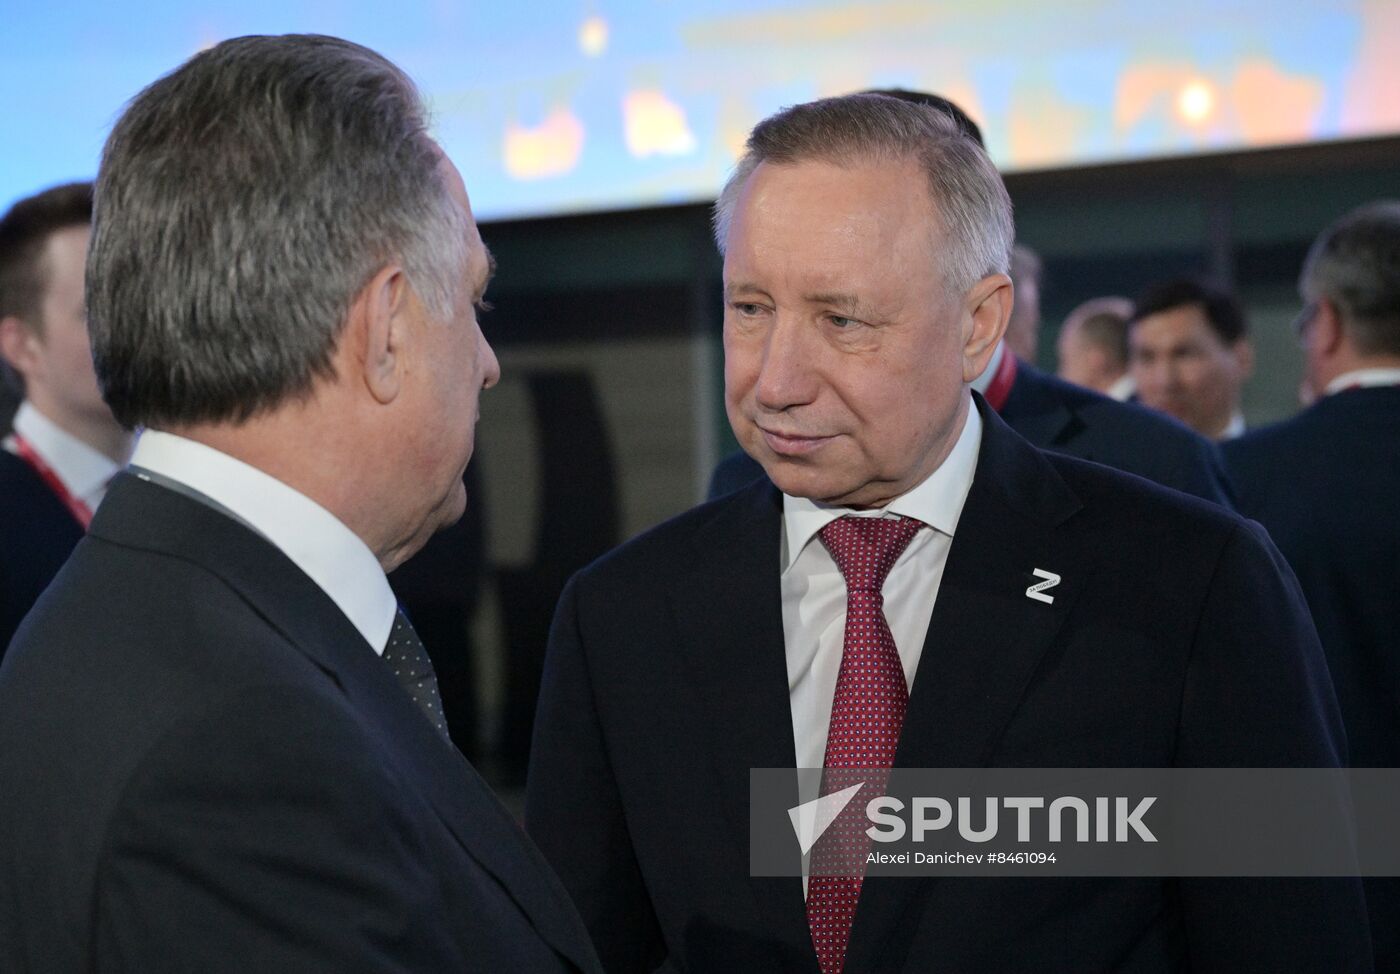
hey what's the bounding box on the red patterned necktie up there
[807,514,923,974]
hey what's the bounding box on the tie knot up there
[819,515,922,593]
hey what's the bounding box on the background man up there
[1003,243,1043,362]
[0,182,133,654]
[0,34,599,973]
[528,94,1366,973]
[1224,200,1400,973]
[707,91,1232,506]
[1056,295,1136,399]
[1129,277,1254,439]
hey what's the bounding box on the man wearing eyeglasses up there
[1224,200,1400,974]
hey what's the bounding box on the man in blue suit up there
[1224,200,1400,972]
[528,93,1368,974]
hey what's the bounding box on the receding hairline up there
[713,93,1012,296]
[719,153,952,249]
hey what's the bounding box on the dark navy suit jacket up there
[0,474,602,974]
[0,449,84,658]
[1225,385,1400,973]
[529,397,1368,973]
[708,361,1234,507]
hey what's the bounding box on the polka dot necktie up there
[807,514,923,974]
[382,607,451,743]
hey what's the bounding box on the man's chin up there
[760,458,847,503]
[385,485,467,573]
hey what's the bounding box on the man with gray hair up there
[1224,200,1400,973]
[527,94,1367,973]
[706,90,1232,506]
[0,34,600,973]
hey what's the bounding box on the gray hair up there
[1300,200,1400,357]
[712,93,1013,295]
[88,33,467,428]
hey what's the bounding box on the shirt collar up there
[1219,411,1246,440]
[128,430,397,654]
[1325,368,1400,396]
[781,402,982,573]
[1107,374,1136,401]
[11,401,121,505]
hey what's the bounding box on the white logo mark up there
[787,783,864,855]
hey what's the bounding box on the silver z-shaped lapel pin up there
[1025,568,1061,604]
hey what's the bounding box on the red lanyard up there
[983,347,1019,413]
[11,433,94,529]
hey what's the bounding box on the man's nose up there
[479,330,501,390]
[1135,359,1167,392]
[753,315,817,411]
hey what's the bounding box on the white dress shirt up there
[1325,367,1400,395]
[783,404,982,773]
[128,430,397,654]
[3,401,121,512]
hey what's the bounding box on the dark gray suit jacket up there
[1224,386,1400,973]
[0,474,601,973]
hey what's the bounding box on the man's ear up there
[0,316,39,379]
[354,264,410,405]
[963,272,1012,383]
[1312,298,1346,357]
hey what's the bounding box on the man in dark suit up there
[1224,200,1400,972]
[1057,296,1136,399]
[527,94,1368,972]
[0,35,600,973]
[1129,278,1254,441]
[0,183,133,655]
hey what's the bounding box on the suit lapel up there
[670,483,818,971]
[845,400,1093,973]
[1001,363,1083,452]
[90,476,597,972]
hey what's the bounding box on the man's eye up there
[829,315,859,329]
[732,302,764,316]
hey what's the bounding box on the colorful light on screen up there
[0,0,1395,219]
[622,91,697,159]
[1176,81,1216,126]
[503,109,586,181]
[578,16,609,58]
